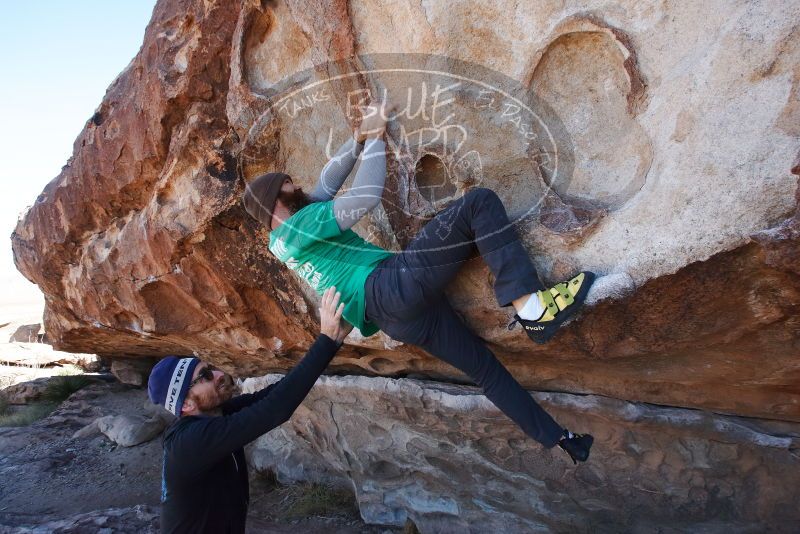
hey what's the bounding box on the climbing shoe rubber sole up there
[510,271,596,345]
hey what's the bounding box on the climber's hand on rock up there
[319,286,348,345]
[336,317,354,345]
[356,100,393,141]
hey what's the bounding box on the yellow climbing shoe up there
[508,271,596,344]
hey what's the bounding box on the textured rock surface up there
[1,377,53,405]
[7,0,800,527]
[245,374,800,533]
[110,357,158,387]
[8,324,43,344]
[78,413,169,447]
[72,396,174,447]
[11,0,800,422]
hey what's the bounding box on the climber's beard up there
[277,188,311,215]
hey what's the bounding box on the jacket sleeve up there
[166,334,340,477]
[307,137,364,202]
[220,383,278,415]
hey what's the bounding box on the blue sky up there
[0,1,156,315]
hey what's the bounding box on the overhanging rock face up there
[244,375,800,532]
[9,0,800,522]
[11,0,800,421]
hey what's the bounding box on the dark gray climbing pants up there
[364,187,565,448]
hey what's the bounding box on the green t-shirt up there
[268,201,394,337]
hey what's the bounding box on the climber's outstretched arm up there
[331,138,386,231]
[330,101,390,231]
[307,136,365,203]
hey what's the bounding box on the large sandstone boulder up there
[7,0,800,529]
[11,0,799,422]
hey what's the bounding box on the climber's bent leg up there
[369,186,596,345]
[394,187,545,307]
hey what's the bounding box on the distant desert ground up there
[0,302,43,327]
[0,269,44,325]
[0,284,86,388]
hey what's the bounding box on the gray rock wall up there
[244,374,800,533]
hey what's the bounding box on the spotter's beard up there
[189,375,236,414]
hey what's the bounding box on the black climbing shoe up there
[558,432,594,464]
[508,271,596,344]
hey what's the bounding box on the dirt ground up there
[0,380,402,533]
[0,382,164,527]
[0,307,403,533]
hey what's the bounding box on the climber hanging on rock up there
[242,100,595,464]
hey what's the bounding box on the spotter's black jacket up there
[159,334,340,534]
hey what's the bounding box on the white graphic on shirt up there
[270,237,288,258]
[272,239,327,291]
[282,258,326,290]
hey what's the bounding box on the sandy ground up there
[0,301,406,532]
